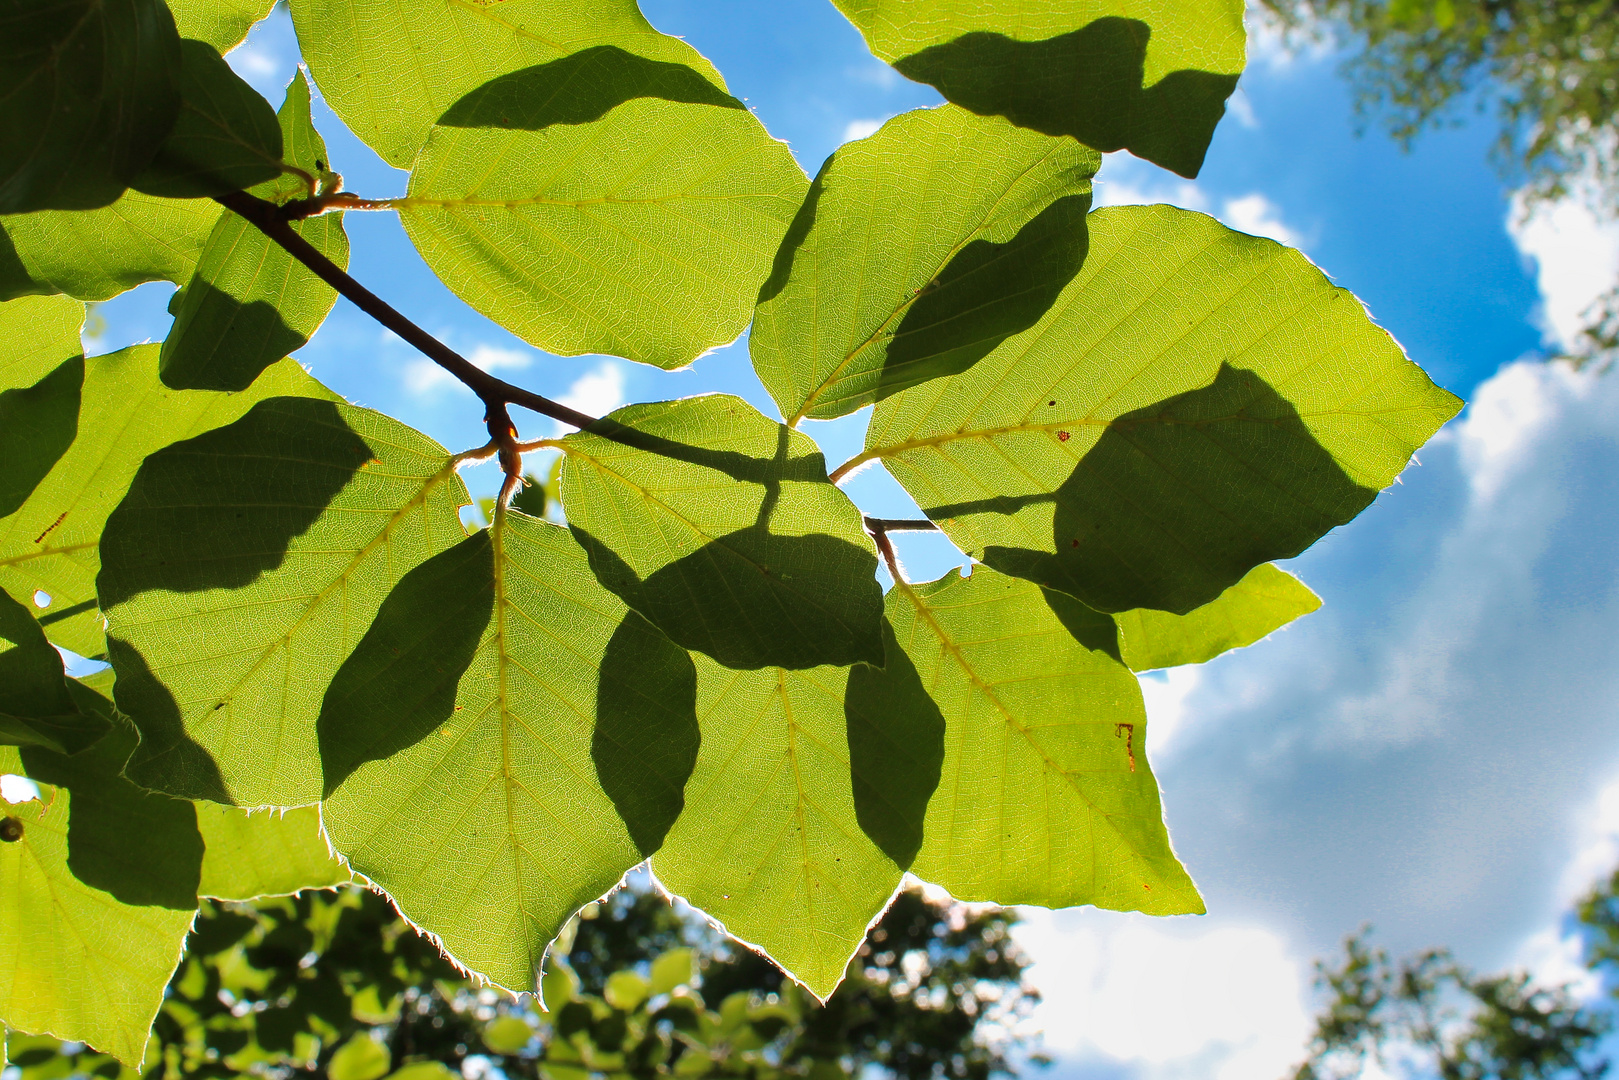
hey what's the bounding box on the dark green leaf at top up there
[131,39,284,199]
[0,0,183,211]
[829,0,1246,177]
[753,106,1098,423]
[0,355,81,519]
[0,588,106,755]
[561,395,885,672]
[160,70,347,392]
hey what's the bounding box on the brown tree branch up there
[213,191,603,493]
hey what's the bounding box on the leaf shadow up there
[99,397,371,610]
[893,18,1240,178]
[923,364,1380,614]
[318,531,495,798]
[160,278,308,392]
[592,610,699,857]
[0,354,82,518]
[22,687,206,910]
[114,634,232,803]
[845,617,944,869]
[437,45,744,131]
[876,192,1091,403]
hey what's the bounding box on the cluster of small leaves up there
[7,881,1038,1080]
[1,0,1462,1065]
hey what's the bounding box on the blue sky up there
[83,4,1619,1077]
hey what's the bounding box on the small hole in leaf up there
[1,775,40,804]
[32,590,49,608]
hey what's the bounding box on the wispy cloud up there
[552,360,626,433]
[841,117,887,143]
[403,343,533,396]
[1509,183,1619,352]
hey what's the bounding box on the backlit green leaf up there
[883,565,1202,912]
[858,205,1463,615]
[0,691,202,1063]
[0,193,223,303]
[1115,562,1321,671]
[195,804,352,900]
[321,512,676,991]
[167,0,276,51]
[0,0,182,211]
[652,655,906,1000]
[0,296,82,386]
[829,0,1245,177]
[289,0,729,168]
[399,63,805,367]
[0,344,334,659]
[161,70,346,392]
[131,39,284,199]
[100,397,470,807]
[754,106,1097,422]
[561,395,885,671]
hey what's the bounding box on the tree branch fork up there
[214,189,941,536]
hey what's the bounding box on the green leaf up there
[0,193,223,303]
[652,655,907,1000]
[0,590,106,755]
[195,804,352,900]
[604,971,649,1011]
[131,39,284,199]
[882,565,1202,912]
[829,0,1245,177]
[1115,562,1321,672]
[320,512,678,991]
[289,0,728,168]
[99,397,470,806]
[0,692,202,1064]
[0,344,334,659]
[327,1036,390,1080]
[482,1016,535,1054]
[0,296,82,385]
[859,205,1463,615]
[0,356,80,520]
[649,947,695,994]
[561,395,885,671]
[0,0,182,211]
[160,70,346,392]
[399,58,805,367]
[166,0,276,51]
[753,106,1097,422]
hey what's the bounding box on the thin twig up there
[213,191,605,489]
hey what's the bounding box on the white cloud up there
[1508,184,1619,352]
[1226,88,1259,130]
[1220,193,1303,247]
[1141,666,1205,760]
[841,118,887,143]
[1015,911,1312,1080]
[552,361,626,433]
[404,343,534,396]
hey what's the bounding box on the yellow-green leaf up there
[1115,563,1321,671]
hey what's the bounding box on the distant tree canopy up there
[1259,0,1619,366]
[3,881,1041,1080]
[1291,863,1619,1079]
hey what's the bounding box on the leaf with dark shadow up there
[0,355,81,518]
[890,18,1238,177]
[593,610,699,857]
[99,396,371,609]
[437,45,743,130]
[21,684,204,911]
[845,619,945,869]
[0,587,106,755]
[318,531,493,796]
